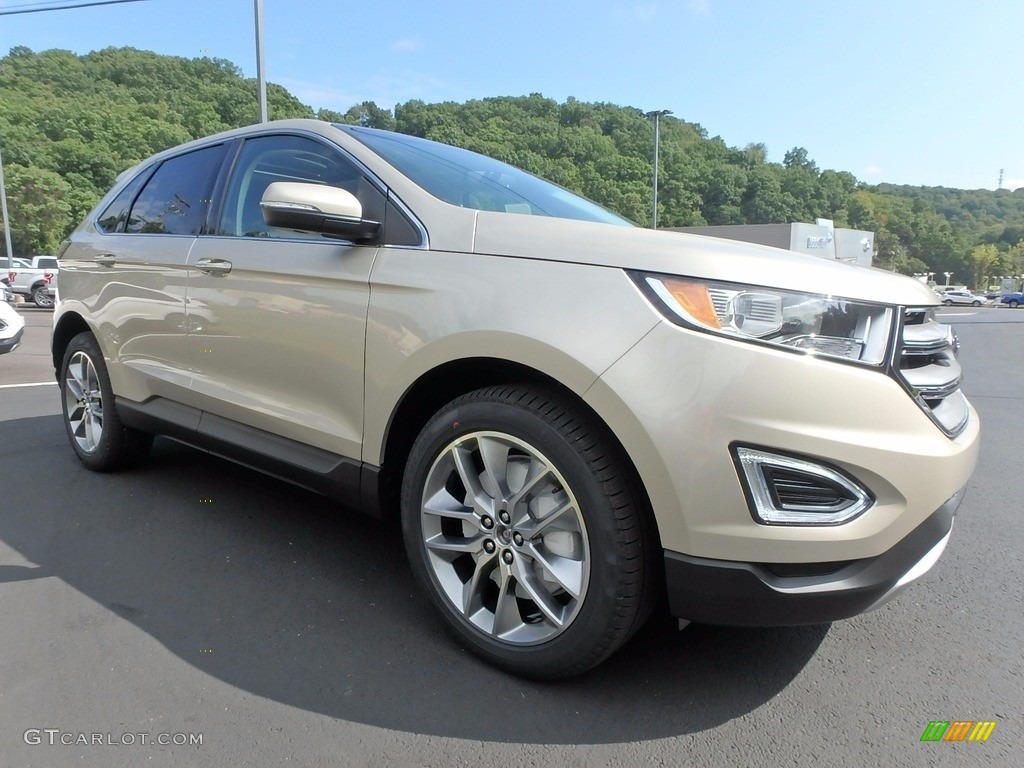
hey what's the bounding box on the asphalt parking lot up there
[0,305,1021,767]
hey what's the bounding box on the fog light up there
[733,446,873,525]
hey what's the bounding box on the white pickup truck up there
[4,256,59,308]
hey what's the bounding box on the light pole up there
[644,109,671,229]
[254,0,268,123]
[943,271,953,287]
[0,143,13,274]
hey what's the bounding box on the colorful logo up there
[920,721,997,742]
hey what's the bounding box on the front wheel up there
[1010,300,1020,308]
[60,332,153,471]
[401,385,656,679]
[972,300,981,307]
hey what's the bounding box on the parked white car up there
[0,300,25,355]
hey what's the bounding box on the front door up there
[184,134,383,460]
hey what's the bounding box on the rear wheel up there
[60,332,153,471]
[401,385,656,679]
[942,299,953,306]
[32,285,54,308]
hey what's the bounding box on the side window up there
[125,144,226,236]
[217,134,385,241]
[96,169,151,234]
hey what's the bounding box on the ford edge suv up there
[52,120,980,678]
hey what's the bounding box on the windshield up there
[340,125,633,227]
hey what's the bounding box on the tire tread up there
[404,383,658,678]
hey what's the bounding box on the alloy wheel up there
[64,350,105,453]
[33,287,54,308]
[419,431,591,645]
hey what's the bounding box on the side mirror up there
[260,181,381,242]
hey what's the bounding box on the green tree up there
[342,101,395,130]
[783,146,816,170]
[1,164,73,254]
[969,244,1000,289]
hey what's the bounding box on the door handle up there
[93,254,116,266]
[195,258,233,276]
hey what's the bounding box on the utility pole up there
[998,168,1004,190]
[1,144,13,273]
[254,0,268,123]
[644,110,672,229]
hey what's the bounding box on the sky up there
[1,0,1022,191]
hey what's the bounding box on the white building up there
[668,219,875,267]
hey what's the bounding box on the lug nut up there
[499,511,511,525]
[481,516,494,530]
[513,532,524,547]
[502,550,514,564]
[483,540,496,554]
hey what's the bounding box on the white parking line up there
[0,381,58,390]
[936,312,978,317]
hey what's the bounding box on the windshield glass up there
[340,125,633,227]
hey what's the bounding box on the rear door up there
[66,143,227,404]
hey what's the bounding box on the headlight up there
[633,273,895,366]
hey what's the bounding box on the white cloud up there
[391,39,422,52]
[615,3,658,21]
[687,0,710,16]
[861,166,884,178]
[1000,177,1024,191]
[634,3,658,20]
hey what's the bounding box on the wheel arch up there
[374,356,657,545]
[51,310,94,376]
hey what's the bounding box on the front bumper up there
[663,487,962,625]
[0,325,24,355]
[586,318,980,563]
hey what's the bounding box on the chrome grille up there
[896,309,969,436]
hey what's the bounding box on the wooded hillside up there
[2,46,1021,287]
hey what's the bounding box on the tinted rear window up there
[96,169,151,234]
[126,145,226,236]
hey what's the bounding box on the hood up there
[471,212,939,307]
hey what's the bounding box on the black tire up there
[59,332,153,471]
[942,299,953,306]
[32,285,54,308]
[401,385,657,679]
[1010,300,1020,308]
[972,300,981,307]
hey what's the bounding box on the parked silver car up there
[937,289,987,307]
[53,120,980,678]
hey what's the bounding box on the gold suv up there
[53,120,979,678]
